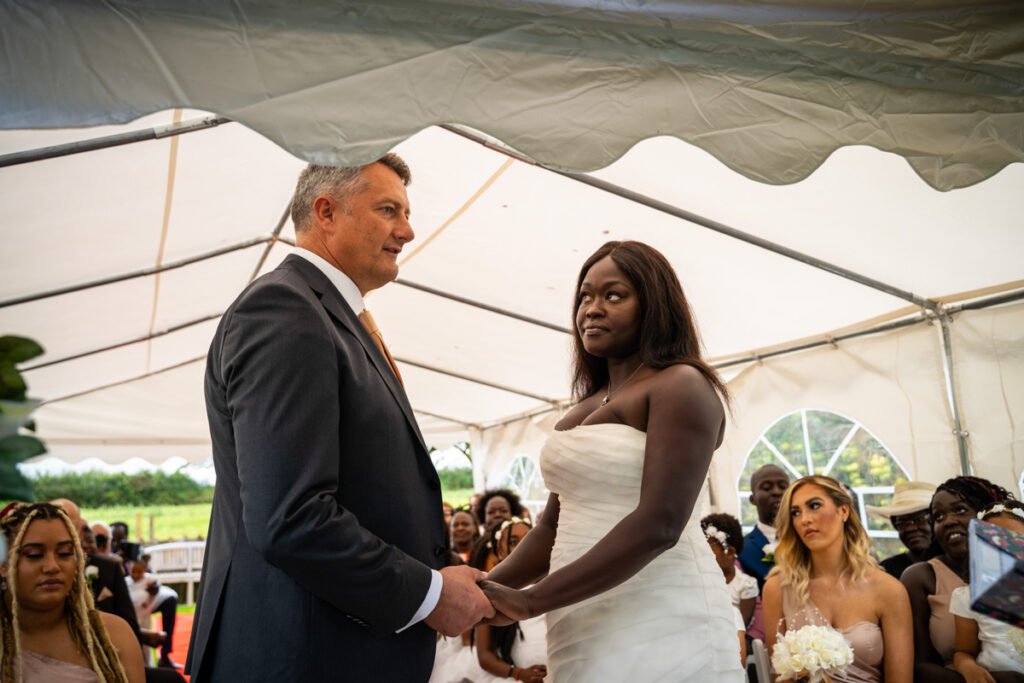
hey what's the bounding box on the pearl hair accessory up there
[978,503,1024,521]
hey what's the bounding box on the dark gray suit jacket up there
[186,255,445,682]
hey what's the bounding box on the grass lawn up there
[81,503,212,544]
[83,486,476,543]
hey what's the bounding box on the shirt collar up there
[293,247,365,315]
[756,520,777,542]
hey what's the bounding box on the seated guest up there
[52,499,142,643]
[126,559,182,669]
[701,512,757,628]
[442,501,454,529]
[475,518,547,683]
[763,475,913,683]
[91,521,113,556]
[866,481,938,579]
[0,502,144,682]
[450,508,480,563]
[739,464,790,590]
[902,476,1017,682]
[471,489,525,572]
[950,500,1024,683]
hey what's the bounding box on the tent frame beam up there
[0,114,230,168]
[441,125,940,313]
[0,237,269,309]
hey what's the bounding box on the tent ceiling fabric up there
[2,1,1024,190]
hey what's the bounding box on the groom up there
[187,155,493,682]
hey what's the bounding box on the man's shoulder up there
[742,526,767,547]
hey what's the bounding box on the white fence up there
[145,541,205,604]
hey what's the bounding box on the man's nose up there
[395,216,415,243]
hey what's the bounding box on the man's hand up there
[479,580,532,626]
[423,566,495,636]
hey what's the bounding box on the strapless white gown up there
[541,423,744,682]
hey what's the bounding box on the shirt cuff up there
[396,569,442,633]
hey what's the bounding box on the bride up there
[481,240,743,682]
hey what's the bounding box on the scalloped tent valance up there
[2,0,1023,190]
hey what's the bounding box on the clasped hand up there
[424,567,534,636]
[478,579,532,626]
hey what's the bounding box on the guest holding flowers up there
[902,476,1017,682]
[763,475,913,683]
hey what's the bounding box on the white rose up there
[85,565,99,579]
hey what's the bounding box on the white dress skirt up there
[540,423,744,682]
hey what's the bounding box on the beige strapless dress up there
[541,424,743,682]
[781,586,884,683]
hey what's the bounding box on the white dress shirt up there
[292,247,442,632]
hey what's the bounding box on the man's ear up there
[748,491,756,505]
[312,195,336,231]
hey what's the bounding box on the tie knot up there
[359,309,380,336]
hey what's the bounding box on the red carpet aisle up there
[155,610,194,681]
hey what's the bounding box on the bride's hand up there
[478,580,533,625]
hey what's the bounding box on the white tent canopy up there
[1,1,1023,510]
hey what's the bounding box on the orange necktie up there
[358,309,404,385]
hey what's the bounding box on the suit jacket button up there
[434,545,445,557]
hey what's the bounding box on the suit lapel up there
[283,256,429,454]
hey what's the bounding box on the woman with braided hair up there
[902,476,1020,683]
[0,502,143,683]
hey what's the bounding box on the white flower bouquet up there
[772,624,854,682]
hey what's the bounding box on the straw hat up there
[866,481,937,520]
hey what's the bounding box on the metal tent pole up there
[0,115,231,168]
[938,314,972,475]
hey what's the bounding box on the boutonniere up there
[762,540,779,564]
[85,564,99,589]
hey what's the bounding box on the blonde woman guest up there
[0,502,144,683]
[763,476,913,683]
[950,500,1024,683]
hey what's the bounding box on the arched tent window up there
[736,409,910,560]
[499,454,550,518]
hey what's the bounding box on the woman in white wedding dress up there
[481,241,743,682]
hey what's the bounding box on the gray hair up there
[290,152,411,232]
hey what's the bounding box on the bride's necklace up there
[601,363,645,406]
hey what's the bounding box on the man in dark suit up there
[738,464,790,590]
[187,155,493,682]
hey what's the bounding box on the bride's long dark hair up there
[570,240,727,403]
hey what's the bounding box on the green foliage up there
[0,335,46,501]
[30,470,213,508]
[438,467,473,491]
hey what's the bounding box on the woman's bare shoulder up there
[868,567,908,597]
[98,611,133,640]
